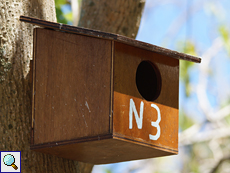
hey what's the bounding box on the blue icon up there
[3,154,18,170]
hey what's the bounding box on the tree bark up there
[0,0,145,172]
[0,0,93,172]
[78,0,146,39]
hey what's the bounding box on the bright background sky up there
[91,0,230,172]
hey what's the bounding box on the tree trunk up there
[0,0,93,172]
[0,0,145,172]
[78,0,146,39]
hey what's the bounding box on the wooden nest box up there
[20,16,201,164]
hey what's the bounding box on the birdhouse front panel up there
[113,42,179,154]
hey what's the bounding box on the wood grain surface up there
[113,42,179,152]
[32,137,175,164]
[31,28,180,164]
[33,28,112,144]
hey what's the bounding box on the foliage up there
[219,25,230,56]
[55,0,73,24]
[179,110,194,131]
[105,169,112,173]
[178,41,196,97]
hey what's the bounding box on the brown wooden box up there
[21,16,201,164]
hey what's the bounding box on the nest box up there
[20,16,201,164]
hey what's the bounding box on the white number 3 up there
[149,104,161,140]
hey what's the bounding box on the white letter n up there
[129,99,144,129]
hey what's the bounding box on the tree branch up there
[180,127,230,146]
[210,156,230,173]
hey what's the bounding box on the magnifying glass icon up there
[3,154,18,170]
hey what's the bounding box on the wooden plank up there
[20,15,201,63]
[113,93,178,151]
[31,137,176,164]
[110,41,115,134]
[31,134,113,150]
[32,29,37,129]
[29,60,34,145]
[30,28,37,145]
[113,42,179,153]
[33,28,112,144]
[113,42,179,108]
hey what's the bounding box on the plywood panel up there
[113,92,178,151]
[113,42,179,152]
[32,137,176,164]
[113,42,179,108]
[33,28,112,144]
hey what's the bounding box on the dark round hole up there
[136,61,161,101]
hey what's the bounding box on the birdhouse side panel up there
[33,28,113,145]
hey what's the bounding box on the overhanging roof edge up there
[20,15,201,63]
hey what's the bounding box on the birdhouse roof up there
[20,16,201,63]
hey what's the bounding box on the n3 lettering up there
[129,98,161,140]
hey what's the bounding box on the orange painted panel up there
[113,92,178,152]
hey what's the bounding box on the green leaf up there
[225,115,230,126]
[55,0,72,24]
[179,110,194,131]
[177,41,197,97]
[219,25,229,42]
[64,12,73,22]
[104,168,112,173]
[55,7,68,24]
[180,60,194,97]
[219,25,230,56]
[55,0,69,7]
[178,40,197,56]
